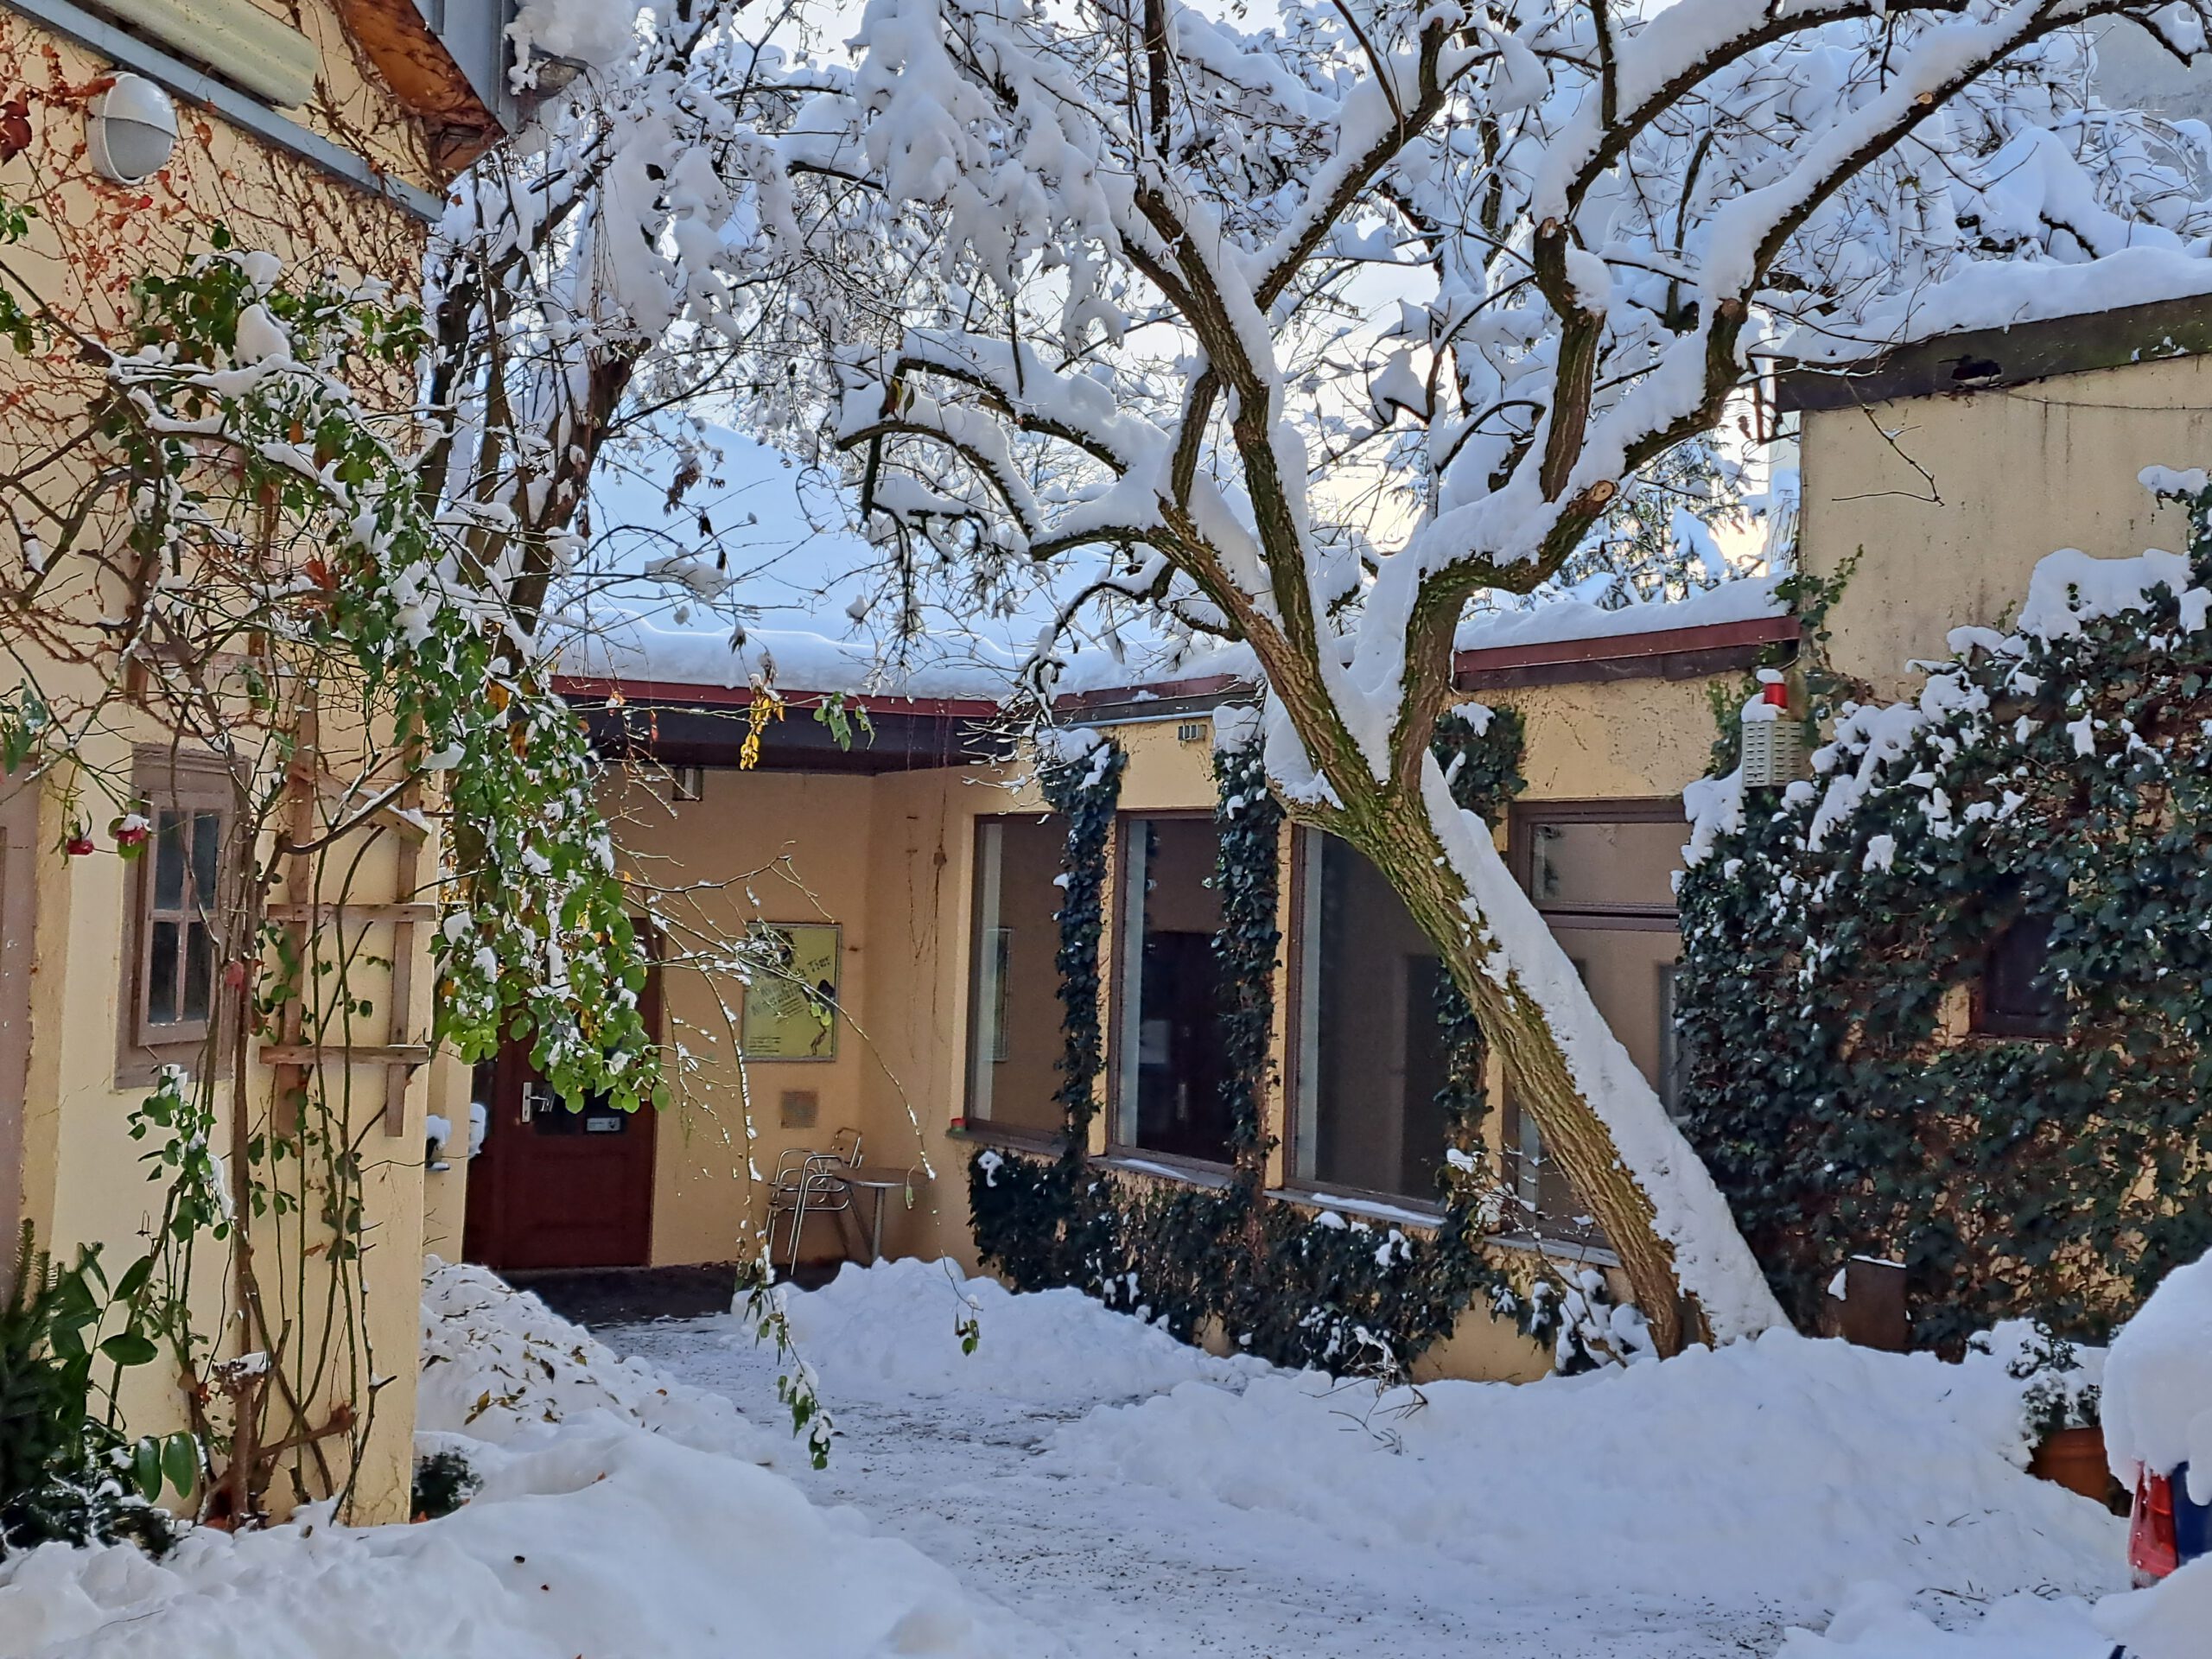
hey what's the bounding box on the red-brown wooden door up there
[463,977,659,1270]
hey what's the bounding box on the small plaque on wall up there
[741,922,841,1061]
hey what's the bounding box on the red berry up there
[65,836,94,857]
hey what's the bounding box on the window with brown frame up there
[1111,815,1234,1165]
[1973,912,2066,1039]
[963,813,1070,1139]
[1289,830,1458,1206]
[1505,800,1688,1237]
[118,747,233,1084]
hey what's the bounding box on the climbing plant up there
[0,207,664,1522]
[1039,729,1128,1154]
[972,703,1643,1375]
[1676,480,2212,1353]
[1211,728,1284,1185]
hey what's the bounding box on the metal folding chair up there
[766,1128,864,1276]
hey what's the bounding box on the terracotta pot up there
[2030,1425,2113,1503]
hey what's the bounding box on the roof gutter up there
[8,0,448,221]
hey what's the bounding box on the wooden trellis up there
[260,703,429,1137]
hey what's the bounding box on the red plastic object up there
[1761,680,1789,708]
[2131,1470,2180,1585]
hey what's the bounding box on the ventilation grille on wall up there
[83,0,320,110]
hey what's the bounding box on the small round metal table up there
[838,1171,927,1262]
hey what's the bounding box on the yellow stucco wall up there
[591,679,1724,1382]
[0,5,450,1523]
[1799,353,2212,699]
[1495,676,1728,805]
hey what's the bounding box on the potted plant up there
[2009,1321,2113,1504]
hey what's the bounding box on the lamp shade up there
[87,73,180,185]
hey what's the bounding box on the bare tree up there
[692,0,2212,1350]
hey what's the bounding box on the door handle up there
[521,1082,554,1124]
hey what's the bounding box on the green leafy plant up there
[410,1448,481,1520]
[0,1224,186,1555]
[2004,1320,2101,1440]
[1677,493,2212,1352]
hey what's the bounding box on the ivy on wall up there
[1676,493,2212,1353]
[1211,735,1283,1186]
[1039,730,1128,1155]
[971,704,1639,1375]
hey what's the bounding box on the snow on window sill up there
[1097,1149,1236,1189]
[1268,1185,1444,1230]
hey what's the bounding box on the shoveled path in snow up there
[602,1311,1786,1658]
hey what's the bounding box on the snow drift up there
[1048,1326,2124,1616]
[0,1262,1014,1659]
[779,1255,1262,1407]
[2101,1249,2212,1500]
[418,1255,781,1465]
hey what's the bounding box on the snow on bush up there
[0,1421,1007,1657]
[2101,1249,2212,1498]
[420,1256,779,1465]
[779,1257,1262,1408]
[1776,1557,2212,1658]
[1050,1329,2123,1617]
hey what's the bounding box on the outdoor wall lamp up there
[86,73,178,185]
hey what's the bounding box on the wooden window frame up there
[118,746,233,1088]
[962,811,1069,1139]
[1106,810,1234,1170]
[1507,798,1684,931]
[1504,798,1685,1243]
[1969,912,2066,1041]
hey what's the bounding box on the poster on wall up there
[741,922,842,1060]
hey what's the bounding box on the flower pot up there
[2031,1425,2113,1503]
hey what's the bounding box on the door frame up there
[462,965,662,1270]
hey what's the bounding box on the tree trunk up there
[1256,669,1784,1355]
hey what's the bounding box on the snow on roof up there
[1452,571,1787,657]
[561,573,1789,704]
[1785,246,2212,368]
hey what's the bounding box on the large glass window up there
[1292,834,1457,1203]
[1507,803,1686,1233]
[964,815,1069,1137]
[1114,817,1234,1163]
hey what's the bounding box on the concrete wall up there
[1798,353,2212,699]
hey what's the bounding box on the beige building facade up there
[0,0,508,1522]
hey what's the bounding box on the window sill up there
[1097,1147,1236,1189]
[1269,1185,1444,1229]
[947,1121,1065,1157]
[1487,1229,1623,1270]
[1268,1187,1622,1268]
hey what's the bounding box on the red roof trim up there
[1452,613,1797,681]
[552,676,1003,719]
[1050,672,1249,710]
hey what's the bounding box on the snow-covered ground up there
[3,1255,2206,1658]
[607,1257,2194,1659]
